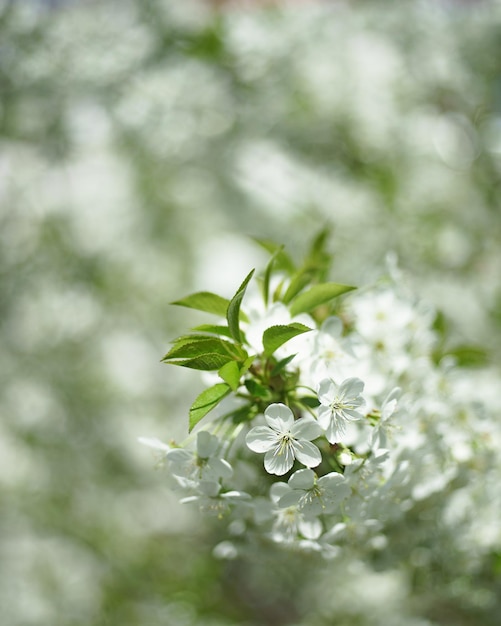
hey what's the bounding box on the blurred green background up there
[1,0,501,624]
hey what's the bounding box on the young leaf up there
[282,268,316,304]
[189,383,231,431]
[171,291,230,317]
[262,323,312,357]
[270,353,297,377]
[191,324,233,338]
[162,337,238,361]
[240,354,256,375]
[244,378,271,400]
[289,282,355,317]
[218,360,241,390]
[253,238,296,274]
[262,245,284,308]
[227,269,255,343]
[304,226,332,282]
[167,353,233,371]
[440,345,489,368]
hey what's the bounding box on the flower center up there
[277,433,294,455]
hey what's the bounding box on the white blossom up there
[317,377,366,443]
[246,403,322,475]
[277,468,351,516]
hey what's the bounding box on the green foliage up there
[163,233,353,427]
[172,291,231,317]
[218,360,241,391]
[226,269,255,343]
[262,323,312,357]
[441,345,490,368]
[289,283,356,317]
[189,383,231,431]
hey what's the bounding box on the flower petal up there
[278,490,303,509]
[205,457,233,480]
[264,403,294,432]
[343,408,363,421]
[246,426,277,453]
[318,473,351,502]
[340,377,365,397]
[325,418,344,444]
[316,405,332,430]
[292,440,321,468]
[197,431,219,458]
[138,437,170,452]
[264,444,295,475]
[298,517,323,540]
[288,468,315,490]
[317,378,338,405]
[291,416,322,441]
[270,481,290,502]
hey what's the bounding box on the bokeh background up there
[1,0,501,624]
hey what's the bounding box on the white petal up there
[317,378,337,404]
[340,377,365,397]
[221,490,252,501]
[204,457,233,480]
[245,426,277,453]
[316,405,332,430]
[288,468,315,490]
[166,448,192,466]
[292,440,322,468]
[278,490,303,509]
[318,473,351,502]
[298,517,323,540]
[343,408,363,421]
[291,416,322,441]
[197,431,219,458]
[264,445,295,475]
[270,481,290,502]
[264,403,294,432]
[198,480,221,496]
[138,437,170,452]
[325,419,344,444]
[320,316,343,338]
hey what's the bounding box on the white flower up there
[277,468,351,516]
[269,483,323,544]
[317,377,366,443]
[181,482,251,517]
[246,403,322,475]
[166,431,233,482]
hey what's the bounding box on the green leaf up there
[167,353,232,371]
[270,353,297,377]
[227,269,255,343]
[262,245,284,308]
[244,378,271,400]
[162,337,239,361]
[171,291,230,317]
[289,282,356,317]
[191,324,233,338]
[441,345,489,368]
[262,323,312,357]
[189,383,231,431]
[218,360,241,391]
[253,238,296,274]
[304,227,332,282]
[298,396,320,408]
[241,355,256,375]
[282,268,316,304]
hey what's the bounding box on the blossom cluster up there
[141,236,495,556]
